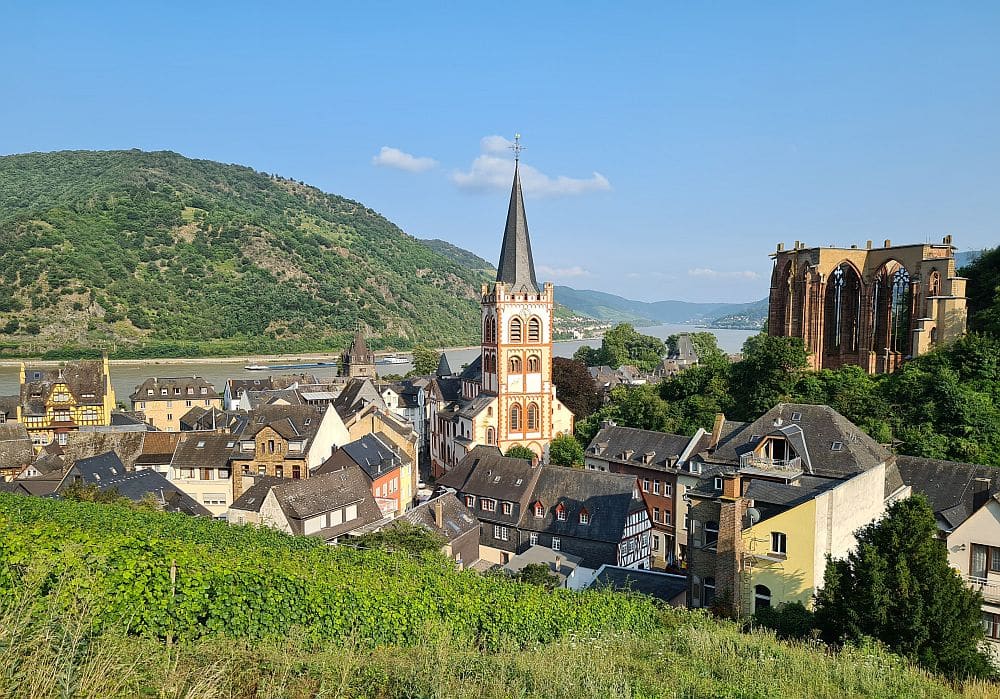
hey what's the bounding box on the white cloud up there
[372,146,438,173]
[537,264,591,278]
[452,135,611,198]
[687,268,761,280]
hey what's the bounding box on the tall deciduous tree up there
[729,335,809,420]
[549,433,585,467]
[960,247,1000,337]
[814,495,993,679]
[552,357,601,419]
[409,346,440,376]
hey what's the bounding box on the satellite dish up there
[747,507,761,525]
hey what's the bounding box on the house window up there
[494,525,509,541]
[527,402,539,431]
[771,532,787,555]
[713,477,723,491]
[466,495,476,508]
[502,502,513,516]
[579,511,590,525]
[57,433,68,446]
[642,479,650,492]
[552,538,561,551]
[258,465,266,476]
[652,480,660,495]
[653,507,660,523]
[754,585,772,611]
[186,400,192,407]
[275,465,283,479]
[704,577,716,607]
[204,493,226,506]
[486,427,496,445]
[983,613,1000,641]
[527,355,540,372]
[683,512,690,530]
[556,505,566,521]
[665,511,672,525]
[527,317,541,343]
[704,521,719,546]
[529,532,538,546]
[533,502,543,518]
[481,499,496,513]
[510,318,523,343]
[665,483,672,496]
[831,441,843,451]
[652,535,659,551]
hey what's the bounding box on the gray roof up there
[20,360,109,414]
[170,433,236,471]
[343,328,375,364]
[0,395,18,418]
[897,455,1000,529]
[130,376,219,402]
[587,425,693,471]
[590,566,688,604]
[316,433,407,481]
[271,467,383,539]
[398,492,479,543]
[0,422,33,470]
[521,467,645,545]
[704,404,889,479]
[244,404,325,445]
[503,545,582,580]
[458,355,482,383]
[334,378,385,418]
[436,353,453,378]
[495,162,539,294]
[229,475,285,513]
[437,445,542,525]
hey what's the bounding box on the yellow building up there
[18,358,116,449]
[130,376,222,431]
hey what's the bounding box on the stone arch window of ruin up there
[930,326,939,347]
[510,317,523,343]
[509,355,522,373]
[527,354,540,372]
[527,402,539,431]
[486,427,496,445]
[872,262,913,356]
[510,403,522,432]
[928,269,941,297]
[824,263,861,353]
[527,316,542,343]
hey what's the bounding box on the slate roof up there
[20,360,109,414]
[742,475,842,522]
[587,425,693,471]
[897,455,1000,530]
[458,356,482,383]
[435,377,463,402]
[398,492,479,543]
[133,432,182,467]
[458,392,495,420]
[0,395,18,419]
[704,404,889,478]
[170,433,236,471]
[130,376,219,402]
[270,467,383,539]
[229,475,285,513]
[181,407,249,433]
[0,422,33,471]
[244,405,325,444]
[344,328,375,363]
[333,379,385,418]
[495,162,539,294]
[315,433,407,480]
[590,566,688,604]
[521,467,645,544]
[228,377,274,396]
[437,445,542,526]
[436,353,453,378]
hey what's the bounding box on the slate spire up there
[495,160,539,294]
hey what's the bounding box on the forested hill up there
[0,150,486,358]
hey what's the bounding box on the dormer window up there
[187,387,194,395]
[502,502,513,515]
[579,509,590,525]
[481,498,497,513]
[200,387,207,395]
[174,388,181,395]
[465,495,476,508]
[556,503,567,521]
[533,502,543,518]
[831,441,844,451]
[791,412,802,421]
[146,389,153,396]
[196,440,206,448]
[161,389,168,396]
[713,477,723,491]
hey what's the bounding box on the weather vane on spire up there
[509,133,524,162]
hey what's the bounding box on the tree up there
[728,335,809,420]
[549,433,585,467]
[552,357,601,419]
[814,495,993,679]
[409,346,441,376]
[598,323,666,371]
[505,445,536,462]
[516,562,560,590]
[350,520,446,557]
[960,247,1000,337]
[573,345,601,366]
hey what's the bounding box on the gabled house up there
[315,433,411,516]
[397,492,480,568]
[0,395,18,424]
[224,374,319,411]
[130,377,222,432]
[0,422,34,481]
[256,466,386,543]
[18,358,116,449]
[167,433,236,516]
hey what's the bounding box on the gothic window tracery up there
[527,402,539,431]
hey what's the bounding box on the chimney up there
[866,240,873,249]
[884,239,892,248]
[600,418,617,429]
[722,473,742,500]
[943,234,953,246]
[709,413,726,450]
[434,498,444,528]
[776,242,784,252]
[973,477,992,512]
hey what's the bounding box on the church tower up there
[481,139,570,458]
[340,325,377,378]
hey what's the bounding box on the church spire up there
[496,135,539,294]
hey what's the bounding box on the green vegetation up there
[551,356,602,419]
[350,520,446,556]
[815,496,993,680]
[408,345,441,376]
[514,563,561,590]
[0,150,488,358]
[962,247,1000,337]
[548,433,585,467]
[0,496,994,698]
[505,445,536,461]
[579,332,1000,466]
[574,322,666,372]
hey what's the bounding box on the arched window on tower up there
[510,403,522,432]
[510,317,523,343]
[929,270,941,297]
[528,317,541,343]
[527,402,539,431]
[527,355,540,372]
[509,355,522,373]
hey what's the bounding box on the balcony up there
[966,575,1000,604]
[739,453,802,473]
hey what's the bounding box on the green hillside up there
[1,494,989,699]
[554,285,768,327]
[0,150,486,358]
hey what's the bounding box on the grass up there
[1,580,997,699]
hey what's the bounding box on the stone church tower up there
[340,326,377,378]
[480,159,566,457]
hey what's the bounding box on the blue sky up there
[2,2,998,302]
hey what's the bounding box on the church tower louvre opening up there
[766,237,968,374]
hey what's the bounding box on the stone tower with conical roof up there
[479,157,571,458]
[340,326,377,378]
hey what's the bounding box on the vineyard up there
[0,494,656,649]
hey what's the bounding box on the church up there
[429,154,575,477]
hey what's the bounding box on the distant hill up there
[554,285,766,327]
[0,150,488,358]
[956,249,986,269]
[418,238,494,281]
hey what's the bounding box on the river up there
[0,324,756,401]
